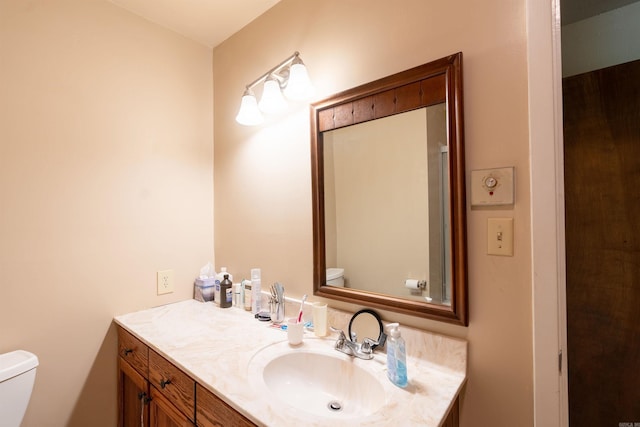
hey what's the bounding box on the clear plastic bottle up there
[386,323,408,388]
[251,268,261,314]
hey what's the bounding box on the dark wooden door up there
[563,59,640,426]
[118,357,149,427]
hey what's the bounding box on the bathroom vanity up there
[118,327,252,426]
[115,300,467,427]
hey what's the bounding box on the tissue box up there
[194,278,215,302]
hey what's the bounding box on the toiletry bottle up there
[243,281,252,311]
[233,283,241,307]
[251,268,261,314]
[213,273,221,306]
[386,323,408,388]
[216,267,233,283]
[220,275,233,308]
[214,267,233,306]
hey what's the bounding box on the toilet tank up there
[326,268,345,287]
[0,350,39,427]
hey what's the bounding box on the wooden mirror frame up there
[310,52,468,326]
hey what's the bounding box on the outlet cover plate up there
[157,270,174,295]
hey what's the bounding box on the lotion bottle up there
[251,268,261,314]
[386,323,408,388]
[243,280,252,311]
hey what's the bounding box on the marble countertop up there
[114,299,467,427]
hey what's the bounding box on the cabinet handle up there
[160,378,172,389]
[138,392,149,427]
[137,391,151,404]
[123,348,133,356]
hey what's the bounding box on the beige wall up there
[0,1,213,426]
[213,0,533,426]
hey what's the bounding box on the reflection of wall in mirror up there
[324,106,446,300]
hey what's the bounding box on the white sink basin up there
[247,341,387,419]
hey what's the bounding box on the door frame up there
[526,0,569,426]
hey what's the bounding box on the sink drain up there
[327,400,343,412]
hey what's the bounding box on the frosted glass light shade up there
[284,62,314,101]
[235,92,263,126]
[258,78,287,114]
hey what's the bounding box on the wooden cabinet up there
[118,327,149,378]
[441,397,459,427]
[118,328,194,427]
[150,386,195,427]
[118,328,150,427]
[118,356,149,427]
[195,384,256,427]
[148,350,195,423]
[118,326,253,427]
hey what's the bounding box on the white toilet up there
[326,268,345,287]
[0,350,39,427]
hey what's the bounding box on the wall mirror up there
[310,53,468,325]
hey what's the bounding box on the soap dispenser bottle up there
[386,323,408,388]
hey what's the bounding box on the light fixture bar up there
[244,51,300,91]
[236,51,313,126]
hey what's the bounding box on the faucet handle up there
[330,326,346,340]
[361,337,377,353]
[330,327,353,354]
[361,332,387,352]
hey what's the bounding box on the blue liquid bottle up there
[386,323,408,388]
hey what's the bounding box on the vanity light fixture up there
[258,77,287,113]
[235,88,264,126]
[235,51,313,126]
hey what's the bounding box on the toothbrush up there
[297,294,307,323]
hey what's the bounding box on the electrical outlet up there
[157,270,174,295]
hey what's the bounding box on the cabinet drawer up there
[195,384,256,427]
[149,349,195,422]
[117,327,148,378]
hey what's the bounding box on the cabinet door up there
[150,386,195,427]
[118,357,149,427]
[149,350,195,422]
[195,384,256,427]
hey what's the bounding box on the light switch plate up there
[471,167,515,207]
[487,218,514,256]
[157,269,174,295]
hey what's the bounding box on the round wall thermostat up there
[484,176,498,189]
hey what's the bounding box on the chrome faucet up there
[330,327,385,360]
